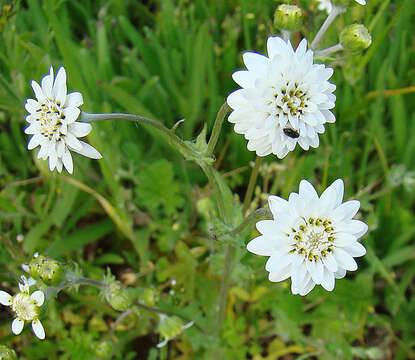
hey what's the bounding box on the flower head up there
[24,66,102,174]
[227,37,336,158]
[0,275,45,339]
[247,179,368,295]
[317,0,366,13]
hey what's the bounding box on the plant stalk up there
[311,6,343,49]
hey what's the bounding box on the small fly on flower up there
[283,127,300,139]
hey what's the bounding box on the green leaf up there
[136,159,184,215]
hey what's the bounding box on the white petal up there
[320,179,344,210]
[72,141,102,159]
[41,67,53,99]
[343,241,366,258]
[268,264,291,282]
[299,180,318,201]
[242,52,269,75]
[31,80,45,102]
[334,247,358,271]
[32,319,45,340]
[62,107,81,124]
[334,267,346,279]
[246,235,275,256]
[299,277,316,296]
[332,200,360,221]
[0,290,12,305]
[31,291,44,306]
[53,67,67,105]
[27,134,43,150]
[62,150,74,174]
[265,251,291,272]
[12,318,24,335]
[65,92,83,107]
[268,195,289,217]
[321,268,335,291]
[322,253,338,272]
[256,220,279,235]
[68,122,92,137]
[64,132,83,151]
[355,0,366,4]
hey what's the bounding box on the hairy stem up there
[242,157,262,215]
[207,103,231,156]
[315,43,344,58]
[81,112,196,159]
[311,6,343,49]
[231,207,272,235]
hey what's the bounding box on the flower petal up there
[31,290,44,307]
[332,200,360,221]
[246,235,276,256]
[32,319,45,340]
[12,318,24,335]
[0,290,12,305]
[72,141,102,159]
[68,122,92,137]
[62,149,73,174]
[320,179,344,210]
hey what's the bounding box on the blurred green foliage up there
[0,0,415,359]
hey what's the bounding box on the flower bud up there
[274,4,303,32]
[94,341,113,358]
[157,315,185,347]
[105,282,133,311]
[340,24,372,52]
[0,345,17,360]
[142,288,160,307]
[29,255,65,286]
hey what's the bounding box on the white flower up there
[0,276,45,339]
[317,0,333,13]
[247,179,368,296]
[227,37,336,158]
[317,0,366,13]
[25,66,102,174]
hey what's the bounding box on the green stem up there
[230,207,272,235]
[206,103,231,156]
[134,302,206,334]
[311,6,342,49]
[80,112,196,160]
[242,157,262,215]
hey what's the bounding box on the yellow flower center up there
[275,82,309,117]
[36,100,64,140]
[12,293,39,321]
[289,217,335,261]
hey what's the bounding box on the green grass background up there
[0,0,415,359]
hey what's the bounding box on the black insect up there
[283,127,300,138]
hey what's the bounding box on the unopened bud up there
[105,282,133,311]
[94,341,113,358]
[340,24,372,52]
[29,255,65,286]
[0,345,17,360]
[157,315,194,348]
[143,288,160,307]
[274,4,303,31]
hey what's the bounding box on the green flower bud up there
[0,345,17,360]
[158,316,185,343]
[105,282,133,311]
[142,288,160,307]
[274,4,303,32]
[29,255,65,286]
[340,24,372,52]
[94,341,113,358]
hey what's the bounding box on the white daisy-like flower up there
[247,179,368,296]
[227,37,336,159]
[317,0,366,13]
[0,276,45,339]
[317,0,333,13]
[24,66,102,174]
